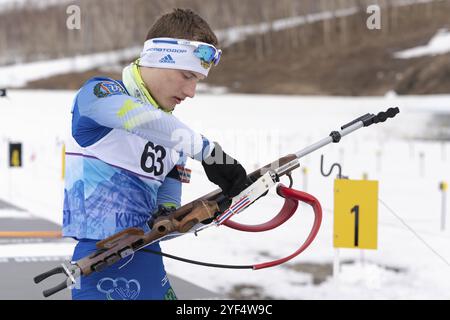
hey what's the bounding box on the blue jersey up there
[62,77,209,240]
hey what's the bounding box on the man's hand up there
[201,143,251,198]
[147,205,177,229]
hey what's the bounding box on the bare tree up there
[1,0,450,66]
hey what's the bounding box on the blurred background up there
[0,0,449,300]
[1,0,449,96]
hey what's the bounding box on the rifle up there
[34,107,399,297]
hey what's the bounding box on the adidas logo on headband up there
[159,54,175,64]
[140,38,222,77]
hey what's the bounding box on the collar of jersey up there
[125,59,171,114]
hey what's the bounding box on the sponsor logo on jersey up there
[97,277,141,300]
[94,81,125,98]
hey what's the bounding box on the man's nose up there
[183,81,197,98]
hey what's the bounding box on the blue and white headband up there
[139,38,222,77]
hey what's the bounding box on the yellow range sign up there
[9,143,22,167]
[333,179,378,249]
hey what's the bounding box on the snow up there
[0,47,140,88]
[0,208,33,219]
[394,28,450,59]
[1,89,450,299]
[0,242,73,259]
[215,8,359,47]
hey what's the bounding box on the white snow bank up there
[394,29,450,59]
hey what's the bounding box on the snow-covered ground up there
[394,28,450,59]
[0,89,449,299]
[0,47,141,88]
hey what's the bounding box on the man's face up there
[140,67,205,112]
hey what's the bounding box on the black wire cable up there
[141,248,254,269]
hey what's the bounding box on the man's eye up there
[183,73,193,79]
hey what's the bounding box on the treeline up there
[0,0,448,65]
[239,0,450,61]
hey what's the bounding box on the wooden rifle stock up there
[74,153,299,276]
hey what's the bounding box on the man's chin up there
[160,104,176,112]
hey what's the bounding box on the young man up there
[62,9,250,300]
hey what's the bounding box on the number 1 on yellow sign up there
[333,179,378,250]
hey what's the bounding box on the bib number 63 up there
[140,142,166,176]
